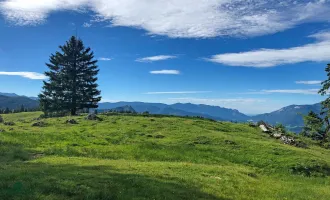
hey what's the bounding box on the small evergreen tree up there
[39,36,101,116]
[4,107,10,114]
[319,63,330,141]
[20,104,25,112]
[302,111,324,140]
[275,123,287,134]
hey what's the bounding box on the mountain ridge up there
[0,92,322,131]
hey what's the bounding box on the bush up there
[0,115,3,123]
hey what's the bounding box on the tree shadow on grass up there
[0,161,227,200]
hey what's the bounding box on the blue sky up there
[0,0,329,114]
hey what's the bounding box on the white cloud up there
[245,89,320,95]
[295,80,322,85]
[99,57,112,61]
[150,70,180,75]
[1,0,330,38]
[0,71,46,80]
[144,91,212,95]
[208,30,330,67]
[262,89,320,95]
[82,22,92,28]
[168,97,265,104]
[136,55,177,63]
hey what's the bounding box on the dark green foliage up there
[319,63,330,141]
[4,107,9,114]
[275,123,287,133]
[302,111,324,140]
[39,36,101,116]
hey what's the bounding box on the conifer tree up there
[319,63,330,141]
[302,111,324,140]
[39,36,101,116]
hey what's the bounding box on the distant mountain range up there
[0,92,322,132]
[0,95,39,110]
[98,102,322,132]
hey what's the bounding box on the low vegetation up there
[0,112,330,199]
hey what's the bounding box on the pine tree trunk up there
[71,107,76,116]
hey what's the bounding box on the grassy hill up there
[0,112,330,199]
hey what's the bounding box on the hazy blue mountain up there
[159,107,225,120]
[109,105,137,113]
[0,92,19,97]
[0,95,39,110]
[170,103,249,121]
[0,92,38,100]
[98,102,167,113]
[251,103,322,132]
[98,102,245,121]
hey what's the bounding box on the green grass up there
[0,112,330,200]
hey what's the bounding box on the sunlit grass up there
[0,112,329,199]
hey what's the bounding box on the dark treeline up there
[0,104,40,114]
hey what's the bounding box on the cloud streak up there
[144,91,212,95]
[244,89,320,95]
[99,57,112,61]
[1,1,330,38]
[150,70,180,75]
[168,97,265,104]
[136,55,177,63]
[0,71,46,80]
[208,30,330,67]
[295,80,322,85]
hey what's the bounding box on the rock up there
[0,115,3,123]
[4,121,15,126]
[155,135,165,139]
[272,133,283,139]
[225,140,237,145]
[32,121,46,127]
[247,173,258,178]
[258,121,274,133]
[9,128,14,131]
[259,125,270,133]
[0,129,5,132]
[86,114,101,121]
[280,136,295,145]
[66,119,78,124]
[294,141,308,149]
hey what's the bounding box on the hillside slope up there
[0,112,329,199]
[0,95,39,110]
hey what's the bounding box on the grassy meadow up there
[0,112,330,200]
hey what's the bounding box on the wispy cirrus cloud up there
[144,91,212,95]
[208,30,330,67]
[1,1,330,38]
[295,80,322,85]
[136,55,177,63]
[0,71,46,80]
[150,70,180,75]
[99,57,112,61]
[168,97,265,104]
[244,89,320,95]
